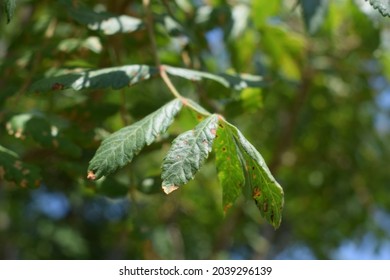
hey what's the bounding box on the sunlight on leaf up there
[30,65,158,92]
[161,114,219,194]
[367,0,390,17]
[88,99,183,180]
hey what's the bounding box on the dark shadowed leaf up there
[30,65,158,92]
[367,0,390,17]
[161,114,219,194]
[300,0,329,34]
[164,65,264,90]
[88,99,183,180]
[6,113,82,158]
[0,145,41,188]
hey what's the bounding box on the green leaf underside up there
[214,123,245,212]
[88,99,183,180]
[0,145,41,188]
[30,65,157,92]
[161,114,219,194]
[31,64,263,93]
[67,5,144,35]
[231,126,284,229]
[3,0,16,23]
[367,0,390,17]
[164,66,264,90]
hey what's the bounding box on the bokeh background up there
[1,0,390,259]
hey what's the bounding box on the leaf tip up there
[162,184,179,194]
[87,170,97,180]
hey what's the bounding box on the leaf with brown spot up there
[228,124,284,229]
[214,122,245,212]
[0,145,41,188]
[161,114,219,193]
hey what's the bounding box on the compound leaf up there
[161,114,219,194]
[0,145,41,188]
[164,65,264,90]
[88,99,183,180]
[367,0,390,17]
[231,126,284,229]
[214,122,245,212]
[30,65,157,92]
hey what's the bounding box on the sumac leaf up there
[161,114,219,194]
[88,99,183,180]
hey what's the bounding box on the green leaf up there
[300,0,329,34]
[66,3,143,35]
[3,0,16,23]
[214,122,245,212]
[231,126,284,229]
[161,114,219,194]
[0,145,41,188]
[30,65,158,92]
[164,65,264,90]
[88,99,183,180]
[6,113,81,158]
[367,0,390,17]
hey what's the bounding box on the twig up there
[143,0,160,66]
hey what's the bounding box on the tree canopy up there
[0,0,390,259]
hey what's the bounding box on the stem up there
[143,0,160,66]
[160,66,211,117]
[160,67,184,100]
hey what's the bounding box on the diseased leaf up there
[300,0,329,34]
[164,65,264,90]
[30,65,158,92]
[3,0,16,23]
[0,145,41,188]
[88,99,183,180]
[214,122,245,212]
[161,114,219,194]
[231,126,284,229]
[366,0,390,17]
[6,113,81,158]
[67,3,143,35]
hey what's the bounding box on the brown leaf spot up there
[22,169,30,175]
[87,171,96,180]
[13,161,23,170]
[263,202,268,213]
[222,147,227,152]
[223,203,233,213]
[20,179,28,188]
[211,128,216,135]
[52,82,65,90]
[270,211,275,223]
[162,184,179,194]
[252,187,261,199]
[218,123,224,128]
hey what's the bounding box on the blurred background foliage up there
[1,0,390,259]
